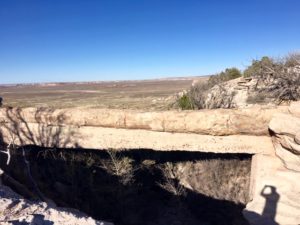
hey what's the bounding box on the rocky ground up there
[0,184,113,225]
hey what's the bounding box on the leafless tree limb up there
[0,134,15,165]
[99,149,137,185]
[157,163,186,197]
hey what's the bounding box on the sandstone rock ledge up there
[0,105,289,136]
[269,102,300,172]
[0,185,113,225]
[1,102,300,225]
[0,104,286,154]
[0,123,274,154]
[244,101,300,225]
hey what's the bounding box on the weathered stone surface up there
[191,76,286,110]
[125,111,164,131]
[246,102,300,225]
[289,101,300,117]
[203,77,257,109]
[269,105,300,172]
[1,103,300,225]
[0,122,274,154]
[243,154,300,225]
[273,141,300,172]
[269,113,300,137]
[0,105,289,136]
[295,133,300,145]
[0,185,112,225]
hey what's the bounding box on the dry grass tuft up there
[99,150,137,185]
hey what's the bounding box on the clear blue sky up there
[0,0,299,84]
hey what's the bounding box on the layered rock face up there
[269,101,300,172]
[0,105,284,153]
[203,77,258,109]
[191,76,278,109]
[195,70,299,110]
[243,101,300,225]
[0,105,289,136]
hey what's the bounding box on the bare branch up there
[0,135,15,165]
[99,149,137,185]
[157,163,186,197]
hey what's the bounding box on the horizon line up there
[0,74,211,86]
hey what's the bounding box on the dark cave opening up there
[0,146,252,225]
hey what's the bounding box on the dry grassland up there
[0,77,207,110]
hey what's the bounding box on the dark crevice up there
[0,146,252,225]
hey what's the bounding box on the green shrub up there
[208,67,242,86]
[178,94,194,110]
[177,67,242,110]
[243,56,274,78]
[222,67,242,80]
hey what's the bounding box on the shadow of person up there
[261,185,280,222]
[243,185,280,225]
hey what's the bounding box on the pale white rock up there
[277,135,300,155]
[269,113,300,137]
[204,77,254,109]
[0,122,274,154]
[0,185,113,225]
[269,106,300,172]
[295,133,300,145]
[0,105,289,136]
[273,139,300,172]
[289,101,300,117]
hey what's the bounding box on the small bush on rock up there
[178,68,241,110]
[177,94,194,110]
[244,53,300,103]
[207,67,242,87]
[243,56,274,78]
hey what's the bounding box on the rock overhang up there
[0,105,285,154]
[1,102,300,225]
